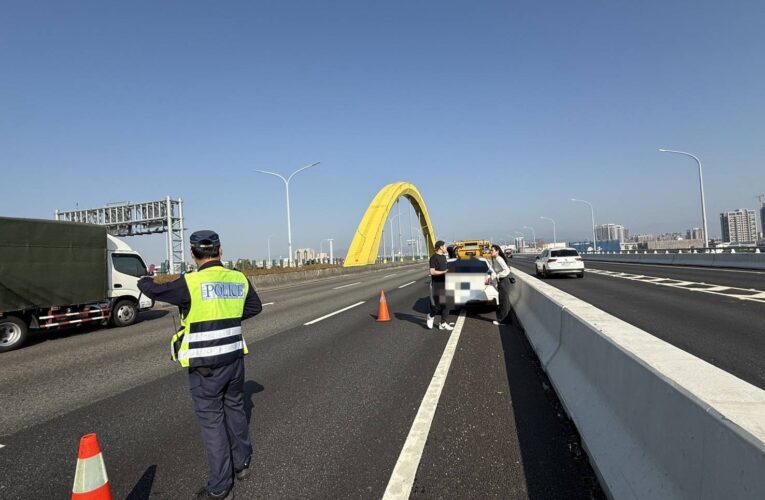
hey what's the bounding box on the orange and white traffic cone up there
[71,433,113,500]
[377,290,391,322]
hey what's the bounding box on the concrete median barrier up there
[509,270,765,499]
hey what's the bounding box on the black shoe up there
[234,461,250,481]
[194,485,234,499]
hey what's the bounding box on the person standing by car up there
[488,244,514,325]
[138,230,262,500]
[427,240,452,330]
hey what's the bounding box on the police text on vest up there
[201,282,246,300]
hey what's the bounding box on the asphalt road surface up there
[0,264,602,499]
[511,255,765,390]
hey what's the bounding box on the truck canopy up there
[0,217,107,312]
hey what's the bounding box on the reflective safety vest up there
[171,266,250,368]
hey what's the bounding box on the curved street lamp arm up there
[253,169,288,183]
[287,161,321,183]
[658,149,702,164]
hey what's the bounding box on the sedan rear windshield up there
[551,249,579,257]
[447,259,489,273]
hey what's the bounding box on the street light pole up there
[267,235,272,268]
[397,200,403,262]
[320,238,335,264]
[408,202,414,260]
[523,226,537,248]
[389,217,395,262]
[659,149,709,246]
[388,212,403,262]
[254,161,320,267]
[571,198,596,253]
[540,216,557,244]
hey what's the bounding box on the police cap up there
[190,230,221,248]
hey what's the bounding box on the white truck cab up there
[107,235,154,326]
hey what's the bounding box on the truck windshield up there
[112,254,148,277]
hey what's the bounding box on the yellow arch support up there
[344,181,437,267]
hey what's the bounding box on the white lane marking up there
[0,444,4,449]
[384,273,398,278]
[262,302,274,306]
[398,281,417,289]
[587,260,765,275]
[383,310,467,500]
[586,269,765,303]
[304,301,366,325]
[333,281,361,290]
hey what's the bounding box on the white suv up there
[535,248,584,278]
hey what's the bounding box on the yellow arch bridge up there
[344,181,437,267]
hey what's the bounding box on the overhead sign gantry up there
[55,196,185,273]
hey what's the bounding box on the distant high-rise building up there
[294,248,316,264]
[760,204,765,239]
[658,232,684,241]
[686,228,704,240]
[595,223,628,243]
[633,234,655,243]
[720,209,757,244]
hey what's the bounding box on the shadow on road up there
[126,464,157,500]
[392,312,427,328]
[136,309,171,323]
[244,380,265,423]
[21,309,171,351]
[389,296,432,327]
[499,314,605,499]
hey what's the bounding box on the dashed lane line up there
[397,281,417,289]
[262,302,274,306]
[303,301,366,326]
[587,260,765,275]
[383,274,398,278]
[333,282,362,290]
[586,269,765,303]
[382,310,467,500]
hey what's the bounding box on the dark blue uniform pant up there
[188,357,252,494]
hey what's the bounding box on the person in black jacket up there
[427,240,452,330]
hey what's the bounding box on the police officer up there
[138,230,262,499]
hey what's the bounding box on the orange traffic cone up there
[377,290,391,322]
[71,433,113,500]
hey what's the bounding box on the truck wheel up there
[111,299,138,327]
[0,316,28,353]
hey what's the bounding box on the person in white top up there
[487,244,514,325]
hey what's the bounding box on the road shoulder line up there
[382,310,467,500]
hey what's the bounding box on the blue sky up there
[2,1,764,263]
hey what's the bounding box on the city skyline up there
[2,2,764,263]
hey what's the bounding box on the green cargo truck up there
[0,217,154,352]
